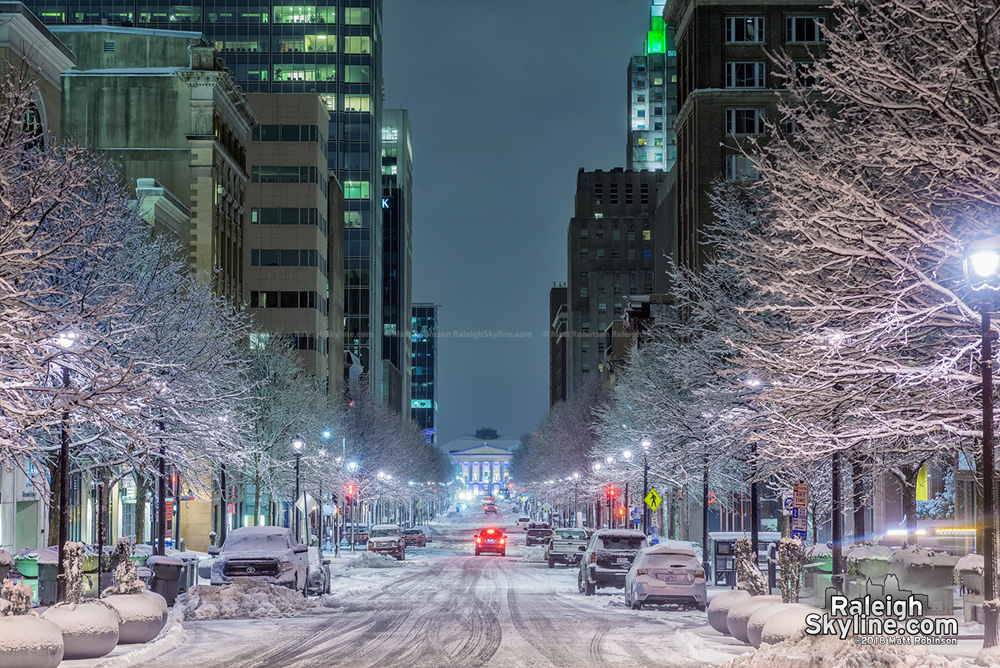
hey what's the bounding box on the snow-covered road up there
[134,520,753,668]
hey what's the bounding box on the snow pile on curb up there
[720,633,964,668]
[348,552,402,569]
[180,580,315,620]
[94,610,185,668]
[519,547,547,563]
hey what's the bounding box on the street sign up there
[645,488,662,512]
[782,494,794,516]
[792,483,809,509]
[790,507,803,519]
[630,508,641,521]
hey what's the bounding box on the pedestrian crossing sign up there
[644,488,662,512]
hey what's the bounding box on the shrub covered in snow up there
[181,580,315,620]
[778,538,805,603]
[348,552,403,569]
[1,579,32,615]
[103,538,144,596]
[735,538,768,596]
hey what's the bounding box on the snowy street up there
[128,518,752,668]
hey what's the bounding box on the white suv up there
[515,516,532,531]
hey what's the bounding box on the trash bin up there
[173,552,199,592]
[136,566,154,587]
[147,556,183,606]
[37,561,59,606]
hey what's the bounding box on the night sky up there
[383,0,652,447]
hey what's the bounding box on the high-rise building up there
[381,109,412,416]
[549,283,567,407]
[566,168,666,396]
[411,303,438,444]
[245,93,344,396]
[25,0,386,397]
[627,0,678,172]
[663,0,828,270]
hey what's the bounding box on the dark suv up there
[578,529,649,595]
[525,525,554,547]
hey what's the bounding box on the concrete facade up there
[245,93,344,395]
[55,27,256,302]
[663,0,828,270]
[566,168,666,396]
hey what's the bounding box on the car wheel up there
[476,549,481,556]
[548,558,555,569]
[578,572,585,593]
[500,551,506,557]
[632,600,642,610]
[696,603,706,612]
[584,578,595,596]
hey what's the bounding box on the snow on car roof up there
[228,526,291,535]
[372,524,401,530]
[638,544,698,558]
[595,529,645,537]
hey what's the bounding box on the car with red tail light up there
[475,527,506,556]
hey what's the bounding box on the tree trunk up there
[252,474,262,527]
[850,451,866,543]
[891,464,921,545]
[134,475,147,544]
[46,455,60,547]
[810,498,819,546]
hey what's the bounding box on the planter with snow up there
[760,605,816,646]
[104,591,168,644]
[956,554,985,595]
[726,595,782,643]
[747,603,815,648]
[845,544,892,581]
[40,602,120,660]
[888,545,957,589]
[0,613,64,668]
[706,589,750,634]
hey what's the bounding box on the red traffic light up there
[606,485,617,498]
[346,483,355,497]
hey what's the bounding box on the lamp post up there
[639,437,652,535]
[964,236,1000,648]
[573,472,580,528]
[317,448,326,548]
[290,435,305,543]
[55,330,75,604]
[377,472,388,524]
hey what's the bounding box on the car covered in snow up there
[367,524,405,560]
[624,544,707,610]
[209,526,309,594]
[402,527,429,547]
[483,502,499,514]
[306,546,331,595]
[578,529,649,596]
[475,527,506,556]
[515,516,532,531]
[544,528,589,567]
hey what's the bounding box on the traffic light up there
[332,493,339,505]
[617,506,626,518]
[346,483,355,498]
[606,485,617,499]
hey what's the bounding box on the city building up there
[549,283,567,407]
[627,0,678,172]
[381,109,413,415]
[245,93,344,396]
[444,428,519,498]
[24,0,387,399]
[411,303,439,443]
[663,0,828,271]
[566,168,666,396]
[55,26,256,303]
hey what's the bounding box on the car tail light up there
[487,528,495,535]
[695,569,705,579]
[590,552,596,564]
[500,538,505,545]
[476,537,481,544]
[636,568,649,576]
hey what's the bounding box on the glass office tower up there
[25,0,384,394]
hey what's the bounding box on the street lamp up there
[964,236,1000,649]
[639,436,652,536]
[346,461,358,552]
[573,472,580,528]
[290,435,305,543]
[55,330,75,603]
[377,471,387,525]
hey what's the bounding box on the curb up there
[94,614,185,668]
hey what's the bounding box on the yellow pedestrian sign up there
[645,488,662,512]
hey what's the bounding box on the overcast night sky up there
[382,0,652,446]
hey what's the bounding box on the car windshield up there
[641,553,697,568]
[402,529,421,535]
[556,530,587,540]
[598,535,645,550]
[370,529,398,538]
[223,531,290,552]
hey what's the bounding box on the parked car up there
[209,526,309,594]
[515,516,532,531]
[624,544,707,610]
[525,525,554,547]
[475,527,507,556]
[544,528,590,568]
[578,529,649,596]
[306,546,331,596]
[402,527,428,547]
[367,524,405,560]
